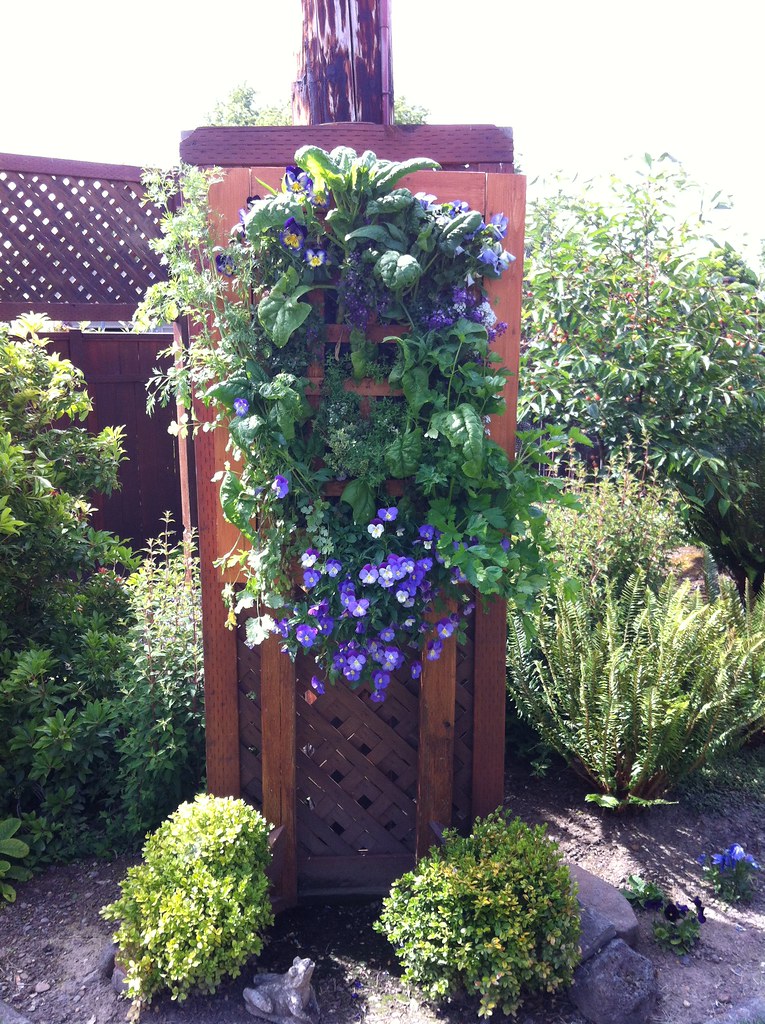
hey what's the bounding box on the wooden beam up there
[416,628,457,859]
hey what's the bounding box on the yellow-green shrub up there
[101,795,273,1007]
[375,812,580,1017]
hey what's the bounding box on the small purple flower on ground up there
[272,475,290,499]
[233,397,249,417]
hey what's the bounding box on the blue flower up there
[377,506,398,522]
[370,690,386,703]
[233,397,249,417]
[283,165,314,196]
[296,624,318,648]
[426,638,443,661]
[373,671,390,689]
[359,564,379,584]
[325,559,342,577]
[215,252,235,276]
[310,675,326,695]
[350,598,370,618]
[368,519,384,538]
[304,248,328,268]
[272,475,290,499]
[303,568,321,590]
[489,212,509,239]
[279,218,307,252]
[411,660,422,680]
[301,548,320,568]
[379,626,396,643]
[418,524,436,542]
[436,618,455,639]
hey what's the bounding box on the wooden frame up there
[191,126,525,905]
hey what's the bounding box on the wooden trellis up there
[183,125,525,905]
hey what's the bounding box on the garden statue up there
[243,956,321,1024]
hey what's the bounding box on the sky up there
[2,0,763,257]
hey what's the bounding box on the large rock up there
[570,938,657,1024]
[568,863,639,946]
[0,1000,32,1024]
[578,905,617,963]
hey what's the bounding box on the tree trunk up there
[292,0,393,125]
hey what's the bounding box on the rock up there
[0,999,33,1024]
[111,967,128,996]
[32,983,49,994]
[713,997,765,1024]
[98,943,118,980]
[578,906,617,963]
[570,938,657,1024]
[243,957,320,1024]
[568,863,639,946]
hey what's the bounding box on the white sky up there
[2,0,763,255]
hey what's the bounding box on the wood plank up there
[0,151,145,181]
[471,173,526,819]
[0,302,140,321]
[260,636,298,907]
[297,853,415,896]
[416,628,457,859]
[181,124,514,170]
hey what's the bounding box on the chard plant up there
[140,147,568,700]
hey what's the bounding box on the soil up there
[1,758,763,1024]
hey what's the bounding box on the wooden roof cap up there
[179,123,514,171]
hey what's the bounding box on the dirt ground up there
[1,756,763,1024]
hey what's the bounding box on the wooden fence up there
[46,330,191,549]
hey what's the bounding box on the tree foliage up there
[521,156,765,590]
[207,83,291,126]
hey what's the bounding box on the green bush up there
[521,157,765,593]
[375,812,580,1017]
[546,452,684,603]
[101,795,274,1007]
[0,817,31,903]
[507,575,765,809]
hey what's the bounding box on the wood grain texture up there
[260,636,298,907]
[416,629,457,859]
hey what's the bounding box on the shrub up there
[507,575,765,809]
[545,452,684,603]
[113,521,205,839]
[375,812,580,1017]
[101,795,274,1007]
[0,817,31,903]
[698,843,761,903]
[521,157,765,593]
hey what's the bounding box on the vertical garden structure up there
[179,124,525,906]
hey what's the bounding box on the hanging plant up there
[139,147,568,701]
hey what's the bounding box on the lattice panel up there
[237,629,263,810]
[294,652,420,858]
[0,170,165,307]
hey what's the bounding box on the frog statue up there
[243,956,321,1024]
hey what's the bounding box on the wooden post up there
[416,626,457,858]
[293,0,393,124]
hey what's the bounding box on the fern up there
[507,574,765,809]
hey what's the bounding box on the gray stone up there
[0,1000,32,1024]
[98,942,117,980]
[110,966,128,995]
[568,863,639,946]
[708,997,765,1024]
[243,957,320,1024]
[578,905,617,963]
[570,938,657,1024]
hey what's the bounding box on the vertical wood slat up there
[471,174,527,819]
[196,168,250,798]
[416,630,457,859]
[260,637,298,907]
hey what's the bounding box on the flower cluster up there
[698,843,761,902]
[262,507,474,702]
[651,897,705,955]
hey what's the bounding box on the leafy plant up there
[698,843,761,903]
[0,817,31,903]
[506,575,765,809]
[375,812,580,1017]
[521,155,765,593]
[545,449,685,604]
[101,795,274,1008]
[621,875,666,910]
[652,899,704,954]
[139,149,569,698]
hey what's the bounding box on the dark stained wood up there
[416,626,457,859]
[0,151,145,181]
[293,0,392,125]
[0,302,142,321]
[181,124,514,171]
[260,636,298,908]
[298,853,414,896]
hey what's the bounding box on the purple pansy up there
[301,548,320,568]
[325,559,342,577]
[310,676,326,695]
[296,624,318,648]
[279,218,307,252]
[377,507,398,522]
[489,212,509,239]
[411,660,422,680]
[233,397,249,417]
[272,475,290,499]
[303,568,321,590]
[368,519,384,538]
[215,252,235,276]
[359,564,379,584]
[304,248,328,268]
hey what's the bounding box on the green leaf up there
[340,479,376,524]
[439,211,484,254]
[370,157,440,195]
[402,366,432,415]
[429,404,485,471]
[366,190,413,214]
[584,793,622,809]
[0,819,22,843]
[345,224,407,252]
[374,252,422,292]
[385,429,423,477]
[0,838,29,859]
[244,193,305,237]
[257,268,313,347]
[294,145,346,194]
[245,616,275,647]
